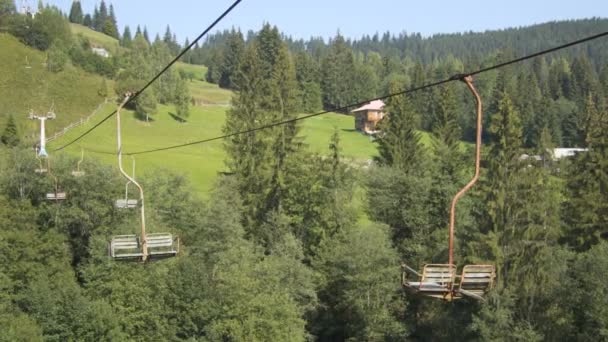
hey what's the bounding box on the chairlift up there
[34,148,47,173]
[71,148,85,177]
[45,159,67,201]
[109,94,179,261]
[115,157,138,208]
[401,76,496,302]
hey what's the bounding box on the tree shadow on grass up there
[168,112,187,123]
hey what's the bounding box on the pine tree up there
[142,26,150,43]
[106,4,118,38]
[431,83,462,176]
[163,25,172,46]
[294,51,322,113]
[96,0,107,31]
[321,33,356,111]
[375,80,425,173]
[562,94,608,251]
[68,0,83,24]
[174,77,191,120]
[82,13,91,27]
[218,29,244,89]
[1,114,20,147]
[121,25,132,47]
[224,24,300,248]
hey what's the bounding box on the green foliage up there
[46,41,68,72]
[312,223,407,340]
[562,94,608,250]
[218,29,244,89]
[224,24,301,248]
[68,1,83,24]
[10,5,72,50]
[321,34,356,111]
[0,0,16,17]
[120,25,132,47]
[174,76,191,119]
[135,90,157,122]
[1,114,20,147]
[375,81,425,172]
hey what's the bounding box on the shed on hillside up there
[351,100,385,134]
[92,47,110,58]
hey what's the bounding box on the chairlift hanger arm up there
[448,76,482,267]
[116,93,148,261]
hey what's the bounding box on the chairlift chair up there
[34,151,47,173]
[110,234,143,259]
[46,167,67,201]
[109,94,179,262]
[71,148,85,177]
[401,76,496,302]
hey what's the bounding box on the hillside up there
[0,34,111,144]
[47,103,387,195]
[70,23,120,52]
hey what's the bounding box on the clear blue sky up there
[42,0,607,43]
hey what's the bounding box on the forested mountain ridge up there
[193,18,608,68]
[200,18,608,149]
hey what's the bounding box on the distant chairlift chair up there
[34,151,48,173]
[71,148,85,177]
[109,94,179,261]
[45,160,67,201]
[401,76,496,302]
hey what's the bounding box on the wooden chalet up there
[351,100,385,134]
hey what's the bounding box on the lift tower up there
[29,110,56,157]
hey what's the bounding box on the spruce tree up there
[142,26,150,43]
[562,94,608,251]
[121,25,132,47]
[375,80,425,173]
[224,24,300,248]
[218,29,244,89]
[82,13,91,27]
[96,0,107,31]
[1,114,20,147]
[321,33,356,111]
[102,3,118,39]
[68,0,83,24]
[174,77,191,120]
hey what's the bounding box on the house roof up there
[351,100,385,112]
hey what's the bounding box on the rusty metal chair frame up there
[401,76,495,302]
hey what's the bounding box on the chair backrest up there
[115,199,138,209]
[46,192,67,200]
[459,264,495,295]
[146,233,178,257]
[421,264,456,288]
[110,234,142,258]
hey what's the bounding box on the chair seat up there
[115,199,138,208]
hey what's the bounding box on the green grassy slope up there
[70,23,120,52]
[0,33,111,144]
[174,62,232,105]
[48,102,384,196]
